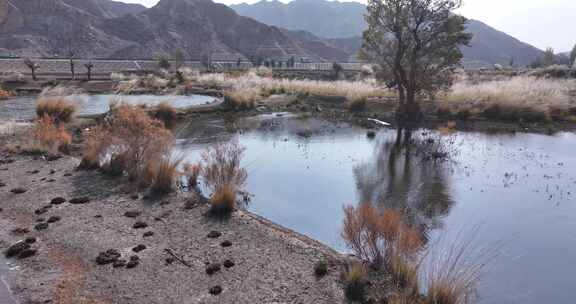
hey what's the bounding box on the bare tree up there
[362,0,472,122]
[23,58,39,81]
[542,47,556,67]
[68,39,76,80]
[85,61,94,81]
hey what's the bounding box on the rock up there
[36,218,46,222]
[143,231,154,237]
[69,197,90,204]
[45,154,62,162]
[130,194,139,200]
[49,169,56,174]
[50,197,66,205]
[94,215,102,218]
[207,231,222,238]
[0,208,3,212]
[17,249,37,259]
[47,216,61,223]
[206,263,221,275]
[28,170,40,174]
[220,240,232,247]
[124,211,141,218]
[34,223,49,230]
[132,244,146,253]
[130,255,140,261]
[160,201,171,206]
[34,208,48,215]
[126,260,139,269]
[209,285,223,295]
[43,205,53,209]
[96,249,121,265]
[10,188,27,194]
[5,241,31,258]
[113,260,127,268]
[132,222,148,229]
[63,173,72,177]
[0,182,6,187]
[223,260,235,268]
[25,237,36,244]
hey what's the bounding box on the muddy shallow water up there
[176,114,576,304]
[0,94,216,121]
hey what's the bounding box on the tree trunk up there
[396,87,422,123]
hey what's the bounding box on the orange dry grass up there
[149,157,182,194]
[31,115,72,153]
[0,88,11,98]
[183,163,202,188]
[36,97,77,123]
[201,140,247,193]
[209,184,237,215]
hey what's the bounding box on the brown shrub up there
[36,97,77,124]
[28,115,72,154]
[341,204,423,266]
[347,98,367,112]
[0,88,11,99]
[183,163,202,188]
[80,104,174,186]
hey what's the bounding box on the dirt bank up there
[0,153,346,304]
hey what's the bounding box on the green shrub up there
[314,260,328,277]
[343,263,368,301]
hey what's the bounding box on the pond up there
[0,94,217,121]
[0,257,16,304]
[175,114,576,304]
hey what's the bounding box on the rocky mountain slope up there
[231,0,545,65]
[0,0,345,61]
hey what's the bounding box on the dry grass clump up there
[80,104,174,188]
[443,76,574,120]
[224,88,259,110]
[28,115,72,154]
[201,140,247,215]
[148,157,183,194]
[183,163,202,188]
[151,102,178,128]
[36,97,77,123]
[343,263,368,301]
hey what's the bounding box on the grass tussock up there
[343,263,368,301]
[201,140,247,215]
[28,115,72,154]
[183,163,202,188]
[151,102,178,128]
[80,104,174,189]
[148,157,183,194]
[36,97,77,124]
[0,88,12,99]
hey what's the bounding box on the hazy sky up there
[122,0,576,52]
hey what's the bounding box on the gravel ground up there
[0,153,346,304]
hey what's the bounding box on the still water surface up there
[0,94,216,121]
[176,114,576,304]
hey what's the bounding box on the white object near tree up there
[367,118,391,126]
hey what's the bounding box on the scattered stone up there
[153,217,163,222]
[25,237,37,244]
[160,201,171,206]
[132,244,146,253]
[34,208,48,215]
[47,179,56,183]
[206,263,221,275]
[113,260,127,268]
[63,173,72,177]
[49,169,56,174]
[10,188,27,194]
[17,249,37,259]
[165,257,175,264]
[69,197,90,204]
[12,228,29,235]
[130,255,139,261]
[143,231,154,237]
[209,286,223,295]
[366,131,376,139]
[94,215,102,218]
[223,260,235,268]
[50,197,66,205]
[28,170,40,174]
[5,241,31,258]
[220,240,232,248]
[0,182,5,187]
[34,223,49,231]
[36,218,46,222]
[132,222,148,229]
[207,231,222,239]
[45,154,62,162]
[130,194,139,200]
[47,216,61,223]
[96,249,121,265]
[124,211,141,218]
[0,208,3,212]
[43,205,53,209]
[126,260,139,269]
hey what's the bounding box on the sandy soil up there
[0,153,346,304]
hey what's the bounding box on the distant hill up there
[0,0,346,61]
[231,0,545,66]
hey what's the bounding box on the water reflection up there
[354,128,455,242]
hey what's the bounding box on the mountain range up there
[231,0,545,66]
[0,0,545,66]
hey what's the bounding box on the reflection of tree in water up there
[354,128,455,242]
